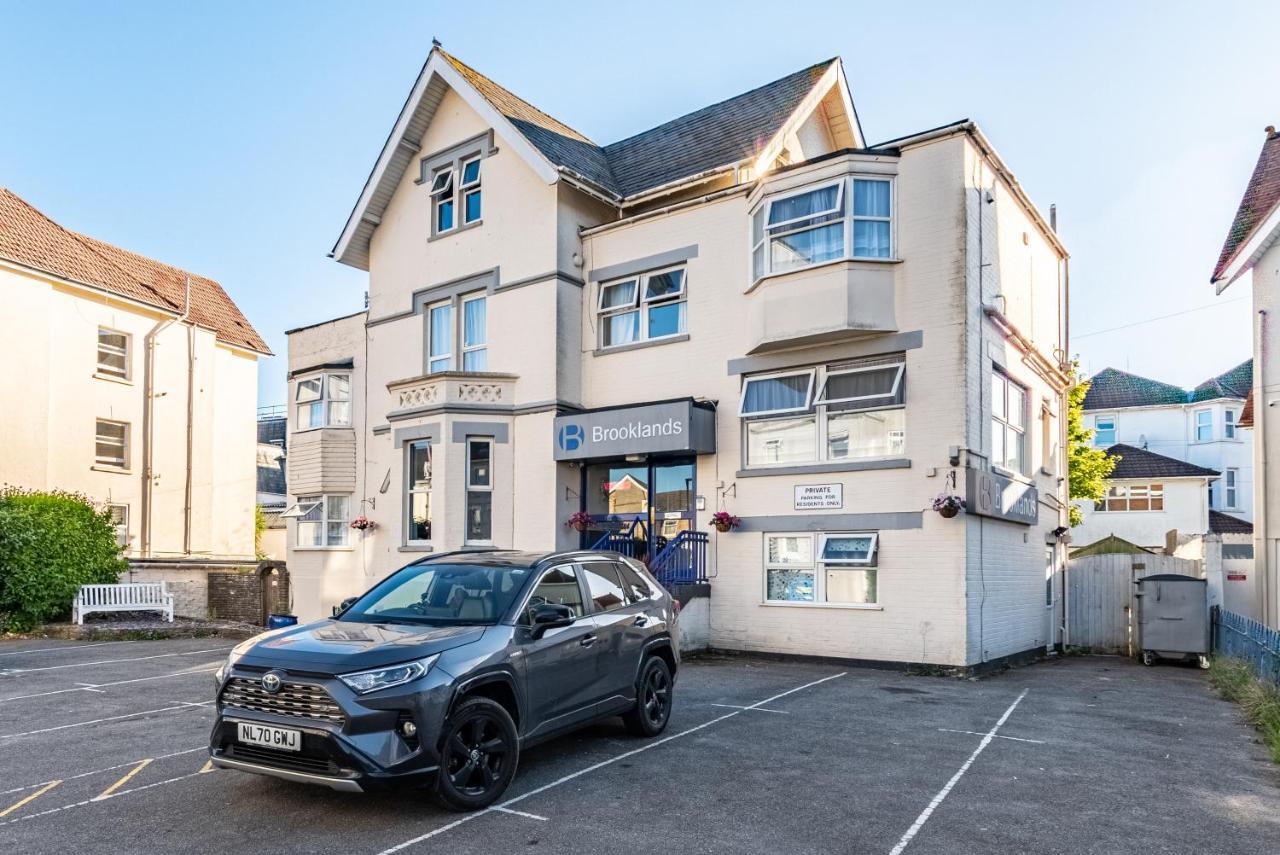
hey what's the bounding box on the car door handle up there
[632,615,649,626]
[579,635,597,647]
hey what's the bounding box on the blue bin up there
[267,613,298,630]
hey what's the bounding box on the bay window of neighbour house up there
[598,266,687,348]
[1225,468,1239,509]
[1093,417,1116,447]
[295,373,351,430]
[1225,409,1237,439]
[96,328,130,380]
[741,357,905,467]
[465,438,493,543]
[94,419,129,468]
[1194,409,1212,441]
[751,177,893,280]
[991,370,1027,473]
[1095,484,1163,512]
[290,495,350,547]
[405,441,433,544]
[764,532,878,605]
[462,294,487,370]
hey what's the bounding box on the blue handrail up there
[650,530,709,587]
[590,518,644,558]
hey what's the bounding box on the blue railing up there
[650,530,709,587]
[590,519,644,559]
[1213,606,1280,687]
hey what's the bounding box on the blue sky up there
[2,1,1277,405]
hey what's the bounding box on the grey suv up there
[208,550,679,810]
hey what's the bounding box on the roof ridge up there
[438,49,598,145]
[602,58,838,152]
[68,230,186,310]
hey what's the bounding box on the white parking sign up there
[794,484,843,510]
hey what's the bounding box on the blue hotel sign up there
[553,400,716,462]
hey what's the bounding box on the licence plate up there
[237,721,301,752]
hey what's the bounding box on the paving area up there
[0,638,1276,854]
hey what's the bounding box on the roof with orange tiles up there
[1212,127,1280,284]
[0,188,269,354]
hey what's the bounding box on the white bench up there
[74,582,174,624]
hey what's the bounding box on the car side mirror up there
[333,596,358,617]
[528,602,576,639]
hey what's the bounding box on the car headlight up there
[339,655,438,695]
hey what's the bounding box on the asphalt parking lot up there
[1,638,1277,854]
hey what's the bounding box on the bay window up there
[295,373,351,430]
[1194,409,1212,441]
[462,294,487,371]
[287,495,350,547]
[741,357,905,467]
[465,437,493,543]
[427,302,453,372]
[752,176,893,280]
[764,532,878,605]
[406,440,432,544]
[598,266,687,348]
[1225,409,1237,439]
[991,370,1026,473]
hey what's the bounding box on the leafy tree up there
[1067,374,1118,526]
[0,487,127,631]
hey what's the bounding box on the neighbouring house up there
[1071,443,1218,552]
[1082,363,1252,521]
[0,188,270,615]
[256,407,288,560]
[285,46,1071,669]
[1211,125,1280,628]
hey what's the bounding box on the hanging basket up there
[938,505,959,519]
[712,520,734,533]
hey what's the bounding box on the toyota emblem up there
[261,671,283,694]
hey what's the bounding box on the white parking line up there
[0,768,214,827]
[0,664,220,702]
[0,641,137,657]
[888,689,1029,855]
[3,647,231,673]
[709,703,789,714]
[376,671,848,854]
[937,727,1044,744]
[0,700,213,739]
[0,747,206,796]
[493,807,548,821]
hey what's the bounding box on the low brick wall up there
[208,570,262,624]
[123,563,216,619]
[124,559,284,623]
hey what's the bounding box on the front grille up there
[220,676,345,723]
[226,743,340,776]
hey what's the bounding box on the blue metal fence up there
[589,519,644,560]
[650,531,709,587]
[1212,606,1280,687]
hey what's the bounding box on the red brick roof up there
[1239,388,1254,428]
[1212,127,1280,284]
[0,188,269,354]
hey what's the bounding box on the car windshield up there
[342,562,530,626]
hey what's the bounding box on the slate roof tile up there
[1213,128,1280,283]
[1104,444,1219,480]
[1209,509,1253,534]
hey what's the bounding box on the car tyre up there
[434,696,520,812]
[623,655,673,737]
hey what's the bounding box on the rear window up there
[343,563,529,626]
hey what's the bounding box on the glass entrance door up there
[581,457,696,564]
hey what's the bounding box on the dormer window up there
[420,132,493,239]
[752,176,894,280]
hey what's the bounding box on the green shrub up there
[0,487,127,631]
[1210,656,1280,764]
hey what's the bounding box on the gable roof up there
[1212,127,1280,288]
[1069,534,1155,558]
[1209,510,1253,534]
[1104,444,1218,480]
[1083,363,1252,410]
[1081,368,1189,409]
[1190,359,1252,402]
[0,189,269,354]
[333,47,853,268]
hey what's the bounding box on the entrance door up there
[581,458,695,564]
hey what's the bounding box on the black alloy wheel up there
[623,656,673,736]
[435,696,519,811]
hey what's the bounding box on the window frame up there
[1225,408,1237,439]
[991,369,1027,475]
[293,372,352,431]
[430,166,456,234]
[750,175,896,282]
[814,362,904,406]
[94,418,130,469]
[460,156,482,225]
[1093,416,1116,447]
[762,531,880,607]
[426,301,454,373]
[106,503,129,548]
[1094,483,1165,513]
[738,369,817,418]
[289,494,351,549]
[1225,468,1239,509]
[1194,408,1213,442]
[460,292,488,372]
[596,265,688,350]
[405,440,433,547]
[96,327,131,381]
[464,437,495,545]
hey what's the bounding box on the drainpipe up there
[141,278,191,558]
[1258,309,1271,624]
[183,309,195,555]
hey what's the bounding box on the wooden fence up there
[1066,552,1201,655]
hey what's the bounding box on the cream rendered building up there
[287,48,1071,669]
[0,189,268,567]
